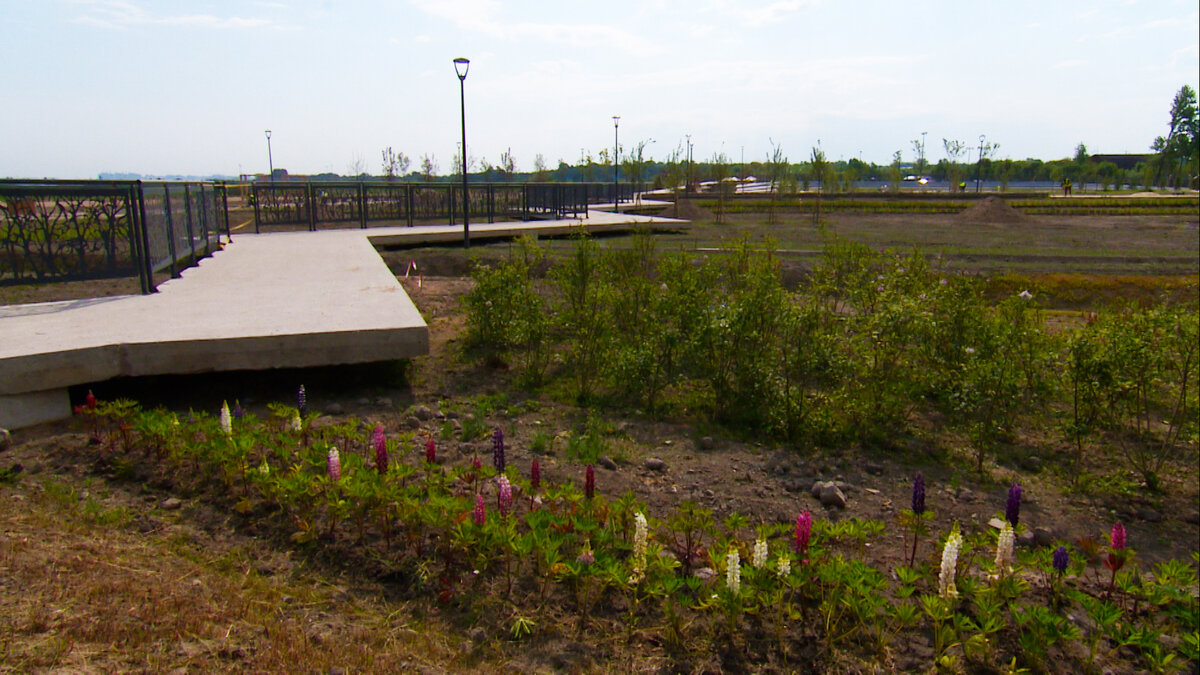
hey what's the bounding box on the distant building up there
[1088,154,1153,170]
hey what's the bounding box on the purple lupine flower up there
[1005,481,1022,528]
[232,400,245,419]
[1052,546,1069,575]
[425,438,436,464]
[297,385,307,417]
[584,464,595,500]
[372,425,388,475]
[577,541,594,565]
[492,427,506,474]
[473,493,486,526]
[327,448,341,483]
[912,473,926,516]
[497,475,513,516]
[530,459,541,492]
[1110,522,1126,550]
[794,511,813,559]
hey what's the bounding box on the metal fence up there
[0,180,229,294]
[250,181,634,232]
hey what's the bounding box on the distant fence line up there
[0,179,228,294]
[250,181,634,232]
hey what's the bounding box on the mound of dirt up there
[954,196,1031,224]
[657,199,714,222]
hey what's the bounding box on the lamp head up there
[265,129,271,139]
[453,57,470,80]
[613,115,620,128]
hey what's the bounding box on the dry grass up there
[0,476,471,673]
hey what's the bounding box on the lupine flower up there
[776,555,791,579]
[424,438,436,464]
[297,385,307,417]
[577,540,594,565]
[939,525,962,598]
[794,511,813,559]
[327,447,341,483]
[473,493,486,526]
[530,460,541,492]
[84,390,97,410]
[1052,546,1069,576]
[497,475,513,516]
[492,427,506,474]
[632,512,648,565]
[232,400,245,419]
[752,537,768,569]
[219,401,232,437]
[585,465,595,500]
[726,548,741,595]
[372,425,388,475]
[471,456,482,472]
[257,459,270,476]
[912,474,926,515]
[1104,522,1128,577]
[1110,522,1125,550]
[1005,481,1022,528]
[1018,289,1033,300]
[995,522,1015,569]
[290,412,302,432]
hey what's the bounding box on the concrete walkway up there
[0,207,685,428]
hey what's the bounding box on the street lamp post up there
[264,130,273,182]
[453,57,470,247]
[976,134,985,193]
[684,134,692,194]
[612,116,620,207]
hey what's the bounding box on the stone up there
[162,497,182,510]
[698,436,715,451]
[1021,455,1043,472]
[598,455,617,471]
[1016,532,1036,549]
[325,403,344,415]
[0,428,10,453]
[1032,528,1056,548]
[988,518,1007,530]
[864,462,883,475]
[413,405,433,421]
[811,480,828,499]
[783,479,806,493]
[406,416,421,429]
[375,397,394,409]
[644,458,667,473]
[820,485,847,509]
[692,567,715,580]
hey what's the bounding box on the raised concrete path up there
[0,207,684,429]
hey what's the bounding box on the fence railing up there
[250,181,634,232]
[0,180,229,294]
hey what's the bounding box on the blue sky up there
[2,0,1197,178]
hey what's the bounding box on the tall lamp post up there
[453,57,470,247]
[975,134,985,193]
[264,129,274,182]
[612,116,620,207]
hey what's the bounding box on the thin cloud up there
[70,0,285,30]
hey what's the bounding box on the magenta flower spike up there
[795,511,813,560]
[530,460,541,492]
[1005,481,1022,528]
[912,473,926,516]
[372,425,388,475]
[473,493,486,526]
[492,426,506,474]
[84,390,97,410]
[584,464,595,500]
[327,448,341,483]
[1110,522,1126,550]
[425,438,436,464]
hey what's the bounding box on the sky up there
[2,0,1198,179]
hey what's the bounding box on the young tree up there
[499,147,516,179]
[809,145,828,225]
[767,139,787,225]
[710,151,731,224]
[890,150,903,193]
[420,154,439,182]
[943,139,965,191]
[381,146,410,182]
[621,141,652,204]
[533,154,549,182]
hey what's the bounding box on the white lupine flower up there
[995,522,1015,569]
[257,459,270,476]
[290,412,302,432]
[726,549,741,595]
[939,526,963,599]
[219,401,232,437]
[633,512,648,563]
[752,537,768,569]
[776,555,791,579]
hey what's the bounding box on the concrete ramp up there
[0,208,686,428]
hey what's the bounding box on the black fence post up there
[358,182,367,229]
[306,183,316,231]
[183,184,196,260]
[219,182,231,241]
[134,181,154,294]
[406,184,414,227]
[252,184,262,234]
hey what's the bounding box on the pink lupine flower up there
[530,460,541,492]
[473,493,486,526]
[497,475,513,516]
[1110,522,1126,550]
[327,447,341,483]
[584,465,595,500]
[425,438,436,464]
[794,511,813,560]
[372,425,388,475]
[85,390,97,410]
[577,541,594,565]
